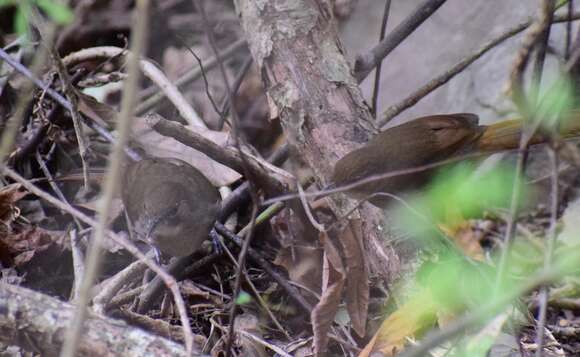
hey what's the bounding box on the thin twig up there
[379,11,580,126]
[30,5,89,185]
[534,145,560,357]
[214,222,314,314]
[297,181,325,232]
[507,0,555,111]
[217,55,253,130]
[34,149,83,230]
[174,34,223,120]
[146,114,292,193]
[216,233,291,340]
[495,0,556,297]
[63,46,205,127]
[262,149,516,206]
[0,46,142,162]
[565,0,574,59]
[69,229,85,301]
[31,1,92,191]
[137,252,222,314]
[93,257,149,314]
[225,206,258,356]
[531,0,555,102]
[529,5,556,355]
[60,3,168,357]
[51,54,91,190]
[0,20,57,164]
[354,0,448,81]
[236,329,292,357]
[135,38,247,115]
[193,4,262,353]
[370,0,391,118]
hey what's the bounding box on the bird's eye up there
[166,205,179,218]
[432,126,448,131]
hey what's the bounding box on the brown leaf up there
[76,90,116,128]
[0,184,28,225]
[311,231,345,357]
[131,118,241,186]
[340,219,369,337]
[3,227,68,266]
[272,209,323,304]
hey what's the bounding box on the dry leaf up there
[272,209,323,304]
[358,291,438,357]
[131,118,241,186]
[340,219,369,337]
[0,184,28,225]
[76,90,116,128]
[2,227,68,267]
[312,231,345,357]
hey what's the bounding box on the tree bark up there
[0,283,203,356]
[233,0,400,281]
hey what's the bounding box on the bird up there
[331,111,580,207]
[121,157,221,258]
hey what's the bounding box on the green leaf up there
[393,163,526,246]
[235,291,252,305]
[428,163,523,223]
[416,252,497,311]
[35,0,73,24]
[535,77,574,128]
[0,0,16,8]
[14,7,28,36]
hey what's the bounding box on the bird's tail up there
[476,109,580,152]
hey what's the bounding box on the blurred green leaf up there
[0,0,17,7]
[461,336,494,357]
[14,7,28,36]
[535,77,574,128]
[428,163,522,223]
[3,0,73,37]
[507,240,543,278]
[394,163,526,245]
[236,291,252,305]
[416,251,497,312]
[35,0,73,24]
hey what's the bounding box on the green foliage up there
[534,76,574,128]
[428,163,522,221]
[416,251,497,312]
[235,291,252,305]
[394,163,526,245]
[0,0,73,36]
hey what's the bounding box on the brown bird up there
[331,111,580,207]
[122,157,221,258]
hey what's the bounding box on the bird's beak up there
[142,216,164,262]
[144,214,164,244]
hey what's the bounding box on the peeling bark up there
[234,0,401,285]
[0,283,202,356]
